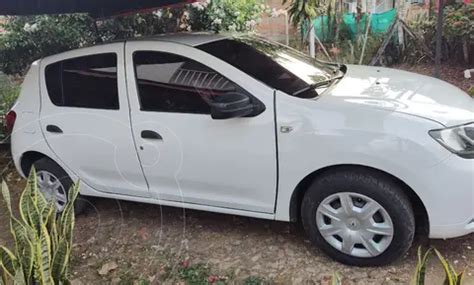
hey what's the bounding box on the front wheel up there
[301,168,415,266]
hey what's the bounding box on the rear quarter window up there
[45,53,119,110]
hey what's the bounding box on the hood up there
[325,65,474,127]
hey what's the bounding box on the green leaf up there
[1,181,12,214]
[35,222,53,284]
[414,247,432,285]
[456,271,465,285]
[0,269,6,285]
[46,203,59,252]
[10,217,31,247]
[0,246,18,277]
[60,182,79,245]
[18,184,32,226]
[434,249,458,285]
[36,188,49,217]
[331,272,342,285]
[22,243,34,283]
[51,239,69,283]
[13,267,27,285]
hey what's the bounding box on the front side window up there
[198,37,335,98]
[133,51,246,114]
[45,53,119,109]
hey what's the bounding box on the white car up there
[7,34,473,266]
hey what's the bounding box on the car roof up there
[128,32,230,46]
[40,32,231,61]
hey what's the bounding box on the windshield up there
[197,36,336,98]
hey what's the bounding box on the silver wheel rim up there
[37,170,67,212]
[316,192,394,258]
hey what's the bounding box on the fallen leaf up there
[98,261,118,276]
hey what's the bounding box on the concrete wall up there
[256,0,296,44]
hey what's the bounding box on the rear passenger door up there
[39,44,149,197]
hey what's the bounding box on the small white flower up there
[23,23,39,32]
[246,20,257,29]
[183,11,190,19]
[212,18,222,26]
[153,10,163,18]
[168,12,173,18]
[23,23,31,32]
[191,1,207,10]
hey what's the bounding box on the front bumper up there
[416,154,474,239]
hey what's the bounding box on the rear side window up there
[45,53,119,110]
[133,51,242,114]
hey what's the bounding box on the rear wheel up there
[33,158,88,214]
[301,168,415,266]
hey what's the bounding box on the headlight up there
[429,122,474,159]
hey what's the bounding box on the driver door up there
[125,41,277,213]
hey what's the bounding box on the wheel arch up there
[289,164,429,236]
[20,151,55,177]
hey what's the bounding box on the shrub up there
[324,34,387,65]
[0,15,96,75]
[0,170,79,284]
[405,3,473,64]
[188,0,268,32]
[0,75,20,142]
[0,1,268,76]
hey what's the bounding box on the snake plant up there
[414,247,465,285]
[0,168,79,285]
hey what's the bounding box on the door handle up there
[141,130,163,140]
[46,125,63,134]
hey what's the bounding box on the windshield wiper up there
[292,74,345,97]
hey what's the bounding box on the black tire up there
[301,167,415,266]
[33,157,88,215]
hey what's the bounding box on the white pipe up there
[309,22,316,58]
[284,11,289,46]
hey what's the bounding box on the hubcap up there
[316,192,394,258]
[37,171,67,212]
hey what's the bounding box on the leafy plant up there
[177,262,211,285]
[0,169,79,284]
[243,276,265,285]
[283,0,326,27]
[468,86,474,97]
[434,249,464,285]
[0,15,96,75]
[331,272,342,285]
[405,3,473,64]
[414,247,433,285]
[0,1,268,76]
[413,247,465,285]
[0,75,20,142]
[188,0,268,32]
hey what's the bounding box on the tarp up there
[0,0,195,17]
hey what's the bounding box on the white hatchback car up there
[8,34,474,266]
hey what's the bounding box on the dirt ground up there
[0,65,473,284]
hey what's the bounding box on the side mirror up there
[210,92,255,120]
